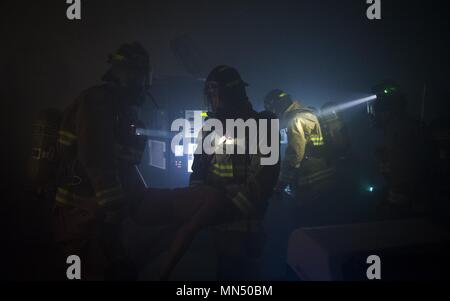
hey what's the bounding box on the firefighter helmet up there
[102,42,152,105]
[368,80,406,117]
[264,89,293,116]
[204,65,249,112]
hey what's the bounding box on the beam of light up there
[319,95,377,116]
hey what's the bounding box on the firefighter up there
[53,42,150,280]
[133,66,280,280]
[367,80,434,218]
[320,102,351,163]
[264,89,336,206]
[319,102,356,201]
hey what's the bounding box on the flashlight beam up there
[320,95,377,116]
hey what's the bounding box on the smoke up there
[320,95,377,116]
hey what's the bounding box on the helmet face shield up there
[204,65,250,113]
[204,80,220,112]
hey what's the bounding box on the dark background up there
[1,0,449,280]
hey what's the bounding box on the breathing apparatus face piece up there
[204,80,221,113]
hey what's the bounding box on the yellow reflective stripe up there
[58,138,74,146]
[211,169,233,178]
[95,185,124,207]
[58,130,77,140]
[212,163,233,170]
[58,130,77,146]
[310,135,324,146]
[56,188,91,200]
[97,194,124,207]
[111,53,125,61]
[55,195,71,206]
[55,195,83,207]
[310,137,323,141]
[57,188,70,196]
[95,185,123,198]
[232,192,254,214]
[210,162,234,177]
[57,191,122,208]
[55,188,92,207]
